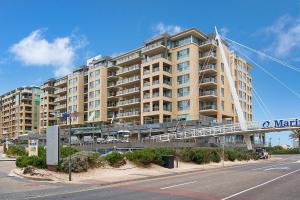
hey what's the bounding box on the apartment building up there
[0,86,42,139]
[43,28,252,128]
[0,28,253,138]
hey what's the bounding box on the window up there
[73,96,77,102]
[95,110,100,119]
[95,90,100,97]
[177,114,190,121]
[177,61,190,72]
[177,48,189,60]
[177,87,190,97]
[177,74,190,84]
[68,88,72,94]
[89,101,94,109]
[73,87,77,93]
[95,100,100,109]
[221,63,224,72]
[221,88,224,97]
[89,72,94,78]
[95,70,100,77]
[89,91,94,99]
[174,36,191,47]
[89,81,94,89]
[221,75,224,85]
[221,101,225,111]
[95,80,100,87]
[69,79,73,86]
[178,100,190,111]
[68,97,72,103]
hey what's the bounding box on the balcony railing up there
[116,53,141,65]
[116,87,140,96]
[200,104,217,110]
[200,90,217,96]
[116,76,140,86]
[200,52,217,58]
[54,96,67,102]
[118,110,140,117]
[116,64,140,75]
[54,88,67,94]
[143,82,150,87]
[200,39,218,46]
[142,54,171,64]
[200,64,216,71]
[118,98,140,106]
[152,93,159,97]
[200,77,217,84]
[143,70,150,75]
[142,41,165,52]
[54,79,67,86]
[54,104,66,110]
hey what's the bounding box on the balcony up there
[117,110,140,118]
[54,79,67,87]
[142,41,167,56]
[200,103,218,114]
[116,76,140,87]
[142,54,171,64]
[199,39,218,51]
[200,77,217,87]
[116,64,140,76]
[143,70,151,75]
[200,90,217,99]
[54,96,67,103]
[116,87,140,97]
[107,72,117,79]
[54,88,67,95]
[118,98,140,107]
[199,52,217,63]
[54,104,67,110]
[143,82,150,88]
[41,83,52,90]
[199,64,217,74]
[116,53,142,66]
[152,92,159,98]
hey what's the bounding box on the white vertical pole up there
[214,27,247,131]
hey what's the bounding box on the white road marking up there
[160,181,197,190]
[264,167,290,171]
[252,162,294,171]
[221,168,300,200]
[295,160,300,163]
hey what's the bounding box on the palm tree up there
[290,130,300,147]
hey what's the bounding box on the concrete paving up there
[0,154,299,200]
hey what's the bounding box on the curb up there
[12,169,54,182]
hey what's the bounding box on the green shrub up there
[60,146,79,158]
[105,151,126,168]
[16,155,46,169]
[6,145,26,157]
[60,151,104,173]
[266,146,300,154]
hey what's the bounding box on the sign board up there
[46,126,60,167]
[262,118,300,129]
[28,139,38,156]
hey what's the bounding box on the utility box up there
[162,155,174,169]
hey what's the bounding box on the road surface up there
[0,154,299,200]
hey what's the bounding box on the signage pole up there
[68,116,72,181]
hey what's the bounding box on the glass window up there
[177,74,190,84]
[174,36,191,47]
[95,90,100,97]
[89,81,94,89]
[221,88,224,97]
[89,91,94,99]
[221,75,224,85]
[95,100,100,109]
[95,70,100,77]
[221,63,224,72]
[73,96,77,102]
[89,101,94,109]
[177,61,190,72]
[68,88,72,94]
[68,79,73,86]
[178,100,190,111]
[95,110,100,119]
[90,72,94,78]
[177,87,190,97]
[221,101,225,111]
[177,48,189,60]
[95,80,100,87]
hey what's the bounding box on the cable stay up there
[223,36,300,74]
[233,47,300,99]
[252,87,274,119]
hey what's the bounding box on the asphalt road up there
[0,154,299,200]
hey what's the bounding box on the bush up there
[60,151,104,173]
[60,146,79,158]
[6,145,26,157]
[177,148,221,164]
[105,151,126,168]
[16,155,46,169]
[126,148,175,167]
[266,146,300,154]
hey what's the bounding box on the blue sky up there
[0,0,300,146]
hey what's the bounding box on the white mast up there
[214,27,247,131]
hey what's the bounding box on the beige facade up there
[0,86,42,139]
[0,28,253,138]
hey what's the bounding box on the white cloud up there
[262,15,300,58]
[220,27,229,37]
[153,23,183,35]
[10,29,88,77]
